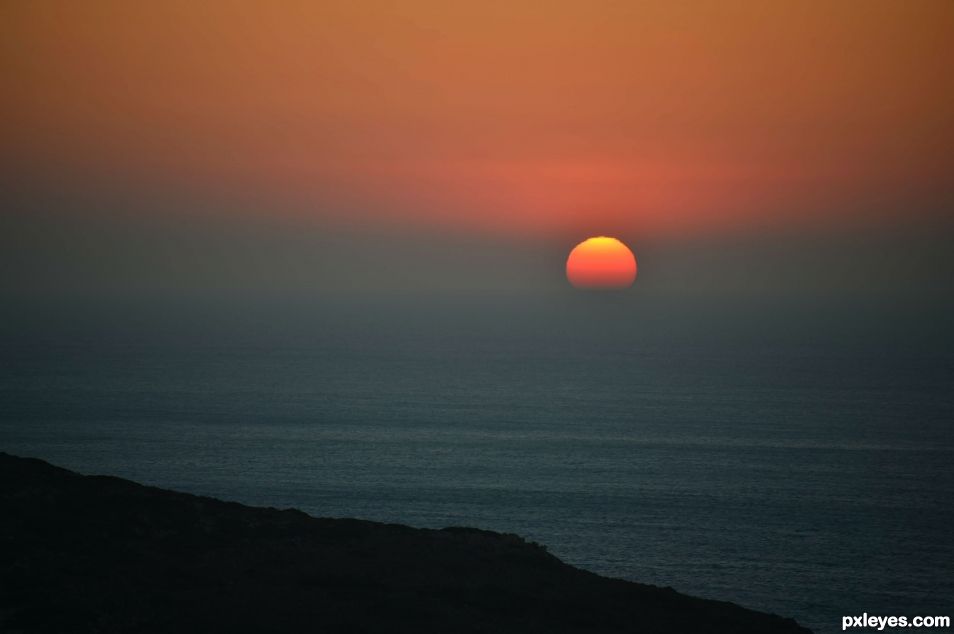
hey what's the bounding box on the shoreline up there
[0,452,811,633]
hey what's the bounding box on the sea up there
[2,290,952,633]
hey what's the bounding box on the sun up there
[566,237,637,289]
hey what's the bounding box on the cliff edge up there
[0,453,810,633]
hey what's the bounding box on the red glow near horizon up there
[3,2,953,239]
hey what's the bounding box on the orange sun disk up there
[566,237,637,289]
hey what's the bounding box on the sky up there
[2,1,953,320]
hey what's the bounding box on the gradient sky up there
[2,1,953,305]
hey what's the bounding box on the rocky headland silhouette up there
[0,453,810,633]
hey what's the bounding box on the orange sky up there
[3,0,953,238]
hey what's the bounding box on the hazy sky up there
[2,1,953,310]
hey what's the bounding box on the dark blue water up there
[2,293,952,633]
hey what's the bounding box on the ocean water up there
[2,292,953,633]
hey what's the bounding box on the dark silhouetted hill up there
[0,453,810,633]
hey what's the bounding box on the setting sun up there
[566,237,637,289]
